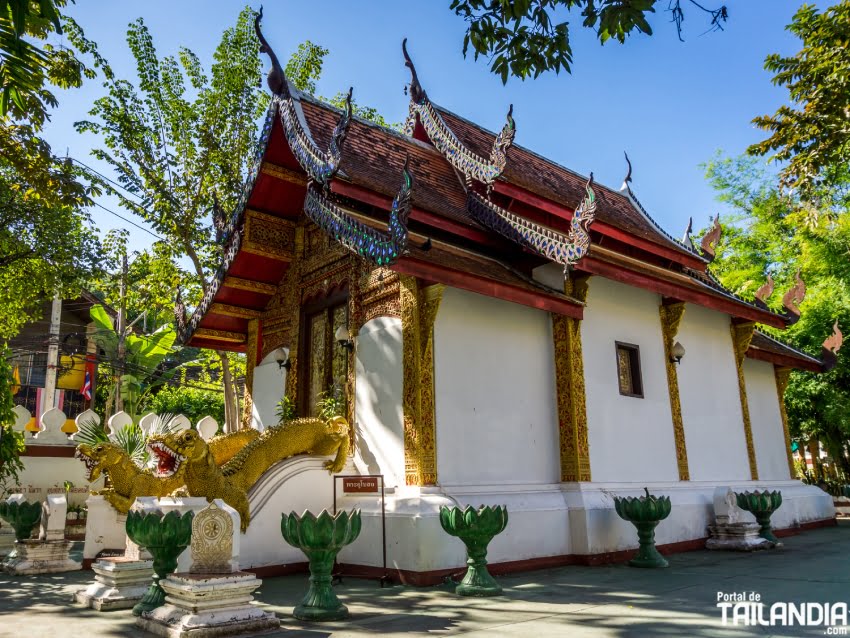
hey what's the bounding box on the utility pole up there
[115,252,128,414]
[42,292,62,419]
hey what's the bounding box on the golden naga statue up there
[146,416,351,532]
[75,443,186,513]
[75,429,260,515]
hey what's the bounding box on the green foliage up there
[0,1,105,340]
[450,0,727,83]
[0,345,25,498]
[0,165,102,339]
[88,304,182,420]
[143,385,225,425]
[316,390,344,421]
[703,155,850,473]
[275,395,295,424]
[75,412,178,467]
[749,3,850,198]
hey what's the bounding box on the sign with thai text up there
[342,477,379,493]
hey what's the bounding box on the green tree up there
[451,0,728,83]
[748,2,850,199]
[703,155,850,474]
[0,163,102,339]
[0,0,104,339]
[143,385,225,425]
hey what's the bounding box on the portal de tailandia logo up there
[718,591,849,634]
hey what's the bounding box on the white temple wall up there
[354,316,405,488]
[251,348,288,431]
[581,277,678,483]
[433,287,560,486]
[745,358,791,481]
[677,304,751,481]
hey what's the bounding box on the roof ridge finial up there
[753,274,775,308]
[822,320,843,371]
[620,151,633,192]
[254,6,286,96]
[402,38,424,103]
[681,216,694,248]
[781,269,806,324]
[700,214,721,261]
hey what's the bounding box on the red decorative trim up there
[747,347,821,373]
[774,516,837,537]
[580,255,787,328]
[493,181,706,270]
[23,445,76,458]
[393,257,584,319]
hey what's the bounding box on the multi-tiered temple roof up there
[180,17,837,372]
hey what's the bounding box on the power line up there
[92,202,164,240]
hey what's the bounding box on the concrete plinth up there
[136,572,279,637]
[3,539,81,575]
[75,557,154,611]
[706,522,775,551]
[0,527,15,558]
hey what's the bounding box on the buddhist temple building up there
[178,15,838,581]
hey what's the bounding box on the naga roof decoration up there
[402,39,515,188]
[255,9,352,186]
[780,269,806,325]
[682,217,695,249]
[753,275,775,308]
[822,321,843,372]
[304,161,414,267]
[467,176,597,273]
[700,214,722,260]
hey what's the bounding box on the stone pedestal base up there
[136,572,279,638]
[3,539,82,574]
[706,523,775,551]
[0,528,15,558]
[75,557,154,611]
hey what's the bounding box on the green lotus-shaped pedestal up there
[0,500,42,542]
[439,505,509,596]
[280,509,362,621]
[125,509,194,616]
[735,490,782,544]
[614,488,672,568]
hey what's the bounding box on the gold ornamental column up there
[731,321,759,480]
[552,274,591,482]
[659,301,689,481]
[400,276,444,486]
[241,318,260,429]
[773,366,796,479]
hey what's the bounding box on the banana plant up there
[88,304,187,420]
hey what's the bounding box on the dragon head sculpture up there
[148,429,206,478]
[75,442,126,482]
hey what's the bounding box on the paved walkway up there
[0,522,847,637]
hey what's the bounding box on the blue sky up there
[44,1,815,254]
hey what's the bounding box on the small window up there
[615,342,643,398]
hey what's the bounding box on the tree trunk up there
[218,351,238,433]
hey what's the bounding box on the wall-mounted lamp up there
[276,353,291,371]
[335,325,354,351]
[670,341,686,365]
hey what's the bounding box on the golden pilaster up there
[660,301,689,481]
[241,318,260,429]
[773,366,795,479]
[731,321,758,480]
[400,275,444,486]
[553,274,591,482]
